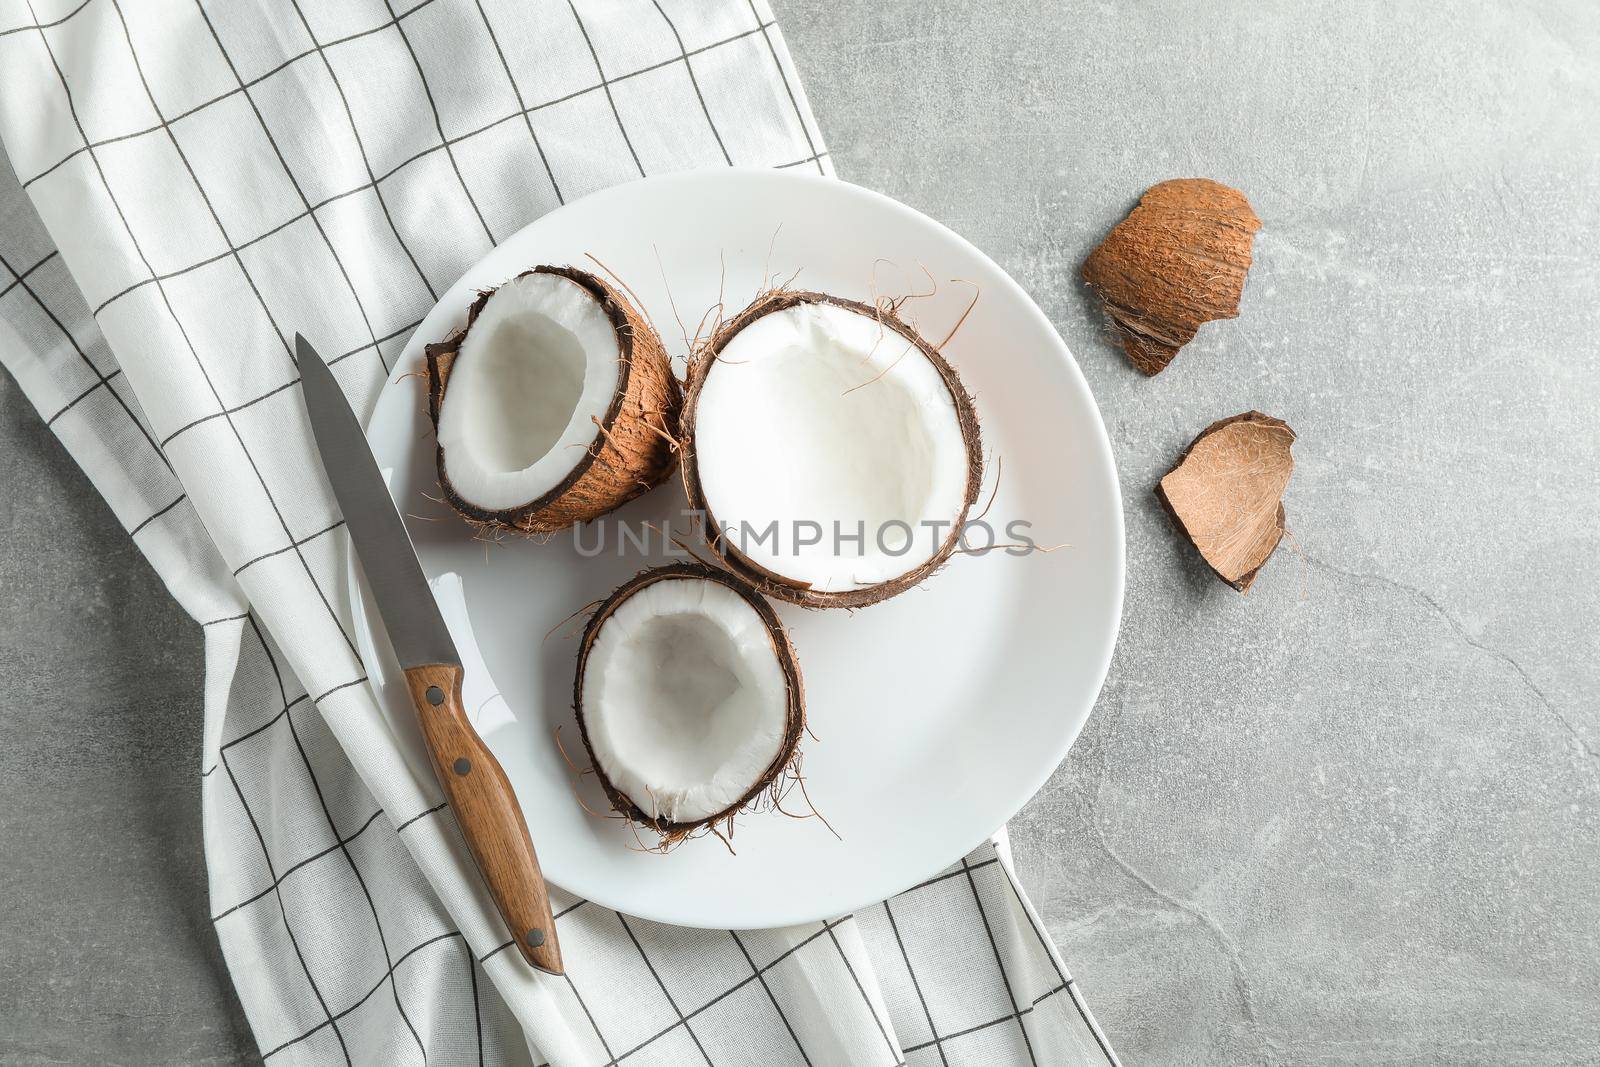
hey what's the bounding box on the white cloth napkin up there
[0,1,1118,1063]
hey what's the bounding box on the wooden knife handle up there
[404,663,562,975]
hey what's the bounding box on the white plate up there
[351,170,1124,929]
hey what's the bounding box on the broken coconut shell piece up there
[1081,178,1261,376]
[680,290,983,610]
[1156,411,1295,592]
[574,563,805,847]
[425,265,682,536]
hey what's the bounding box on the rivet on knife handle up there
[404,663,563,975]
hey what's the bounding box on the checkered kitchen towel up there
[0,1,1117,1063]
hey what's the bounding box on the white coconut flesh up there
[436,272,622,512]
[582,577,791,824]
[694,301,969,591]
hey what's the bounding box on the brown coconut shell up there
[1081,178,1261,376]
[1155,411,1295,592]
[572,562,806,841]
[425,265,682,535]
[679,290,984,610]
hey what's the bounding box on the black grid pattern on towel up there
[0,1,1117,1063]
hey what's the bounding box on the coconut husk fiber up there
[1082,178,1261,375]
[1156,411,1295,592]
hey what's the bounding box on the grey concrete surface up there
[0,381,253,1062]
[2,1,1597,1064]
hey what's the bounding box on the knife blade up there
[296,336,458,671]
[296,334,563,975]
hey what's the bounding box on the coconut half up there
[574,563,805,840]
[426,265,681,534]
[680,291,982,608]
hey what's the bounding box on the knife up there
[296,334,562,975]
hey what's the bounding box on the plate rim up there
[348,168,1126,928]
